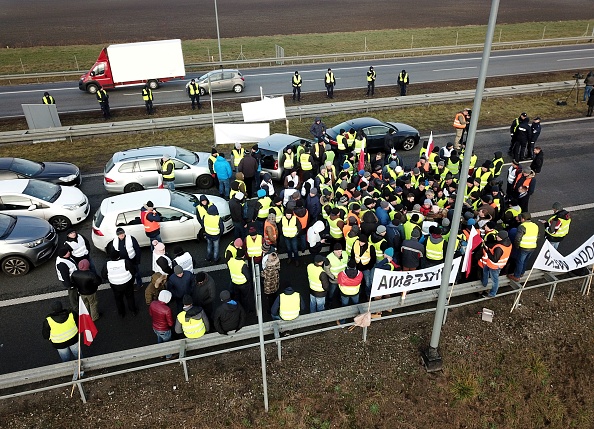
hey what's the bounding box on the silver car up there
[258,133,315,180]
[103,145,215,193]
[0,213,58,276]
[195,69,245,96]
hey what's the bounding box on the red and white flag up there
[358,149,365,172]
[462,225,483,278]
[425,131,434,158]
[157,174,164,189]
[78,297,98,346]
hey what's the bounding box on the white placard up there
[241,97,286,122]
[533,235,594,272]
[214,123,270,145]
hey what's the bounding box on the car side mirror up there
[28,204,36,211]
[179,216,189,223]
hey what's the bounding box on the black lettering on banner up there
[403,274,413,287]
[377,276,388,291]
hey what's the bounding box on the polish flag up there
[157,174,164,189]
[462,225,483,278]
[358,149,365,172]
[78,297,98,346]
[425,131,434,158]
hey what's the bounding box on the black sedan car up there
[0,157,81,186]
[324,117,420,152]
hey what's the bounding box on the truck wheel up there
[196,175,214,189]
[199,87,206,96]
[86,84,99,94]
[148,80,159,90]
[2,256,30,276]
[233,84,243,93]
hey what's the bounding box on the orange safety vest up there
[480,243,512,270]
[514,175,532,189]
[140,210,160,233]
[264,220,278,245]
[295,211,309,230]
[453,112,466,129]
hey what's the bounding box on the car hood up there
[386,122,419,135]
[54,185,87,206]
[4,215,52,243]
[193,194,230,217]
[35,162,79,181]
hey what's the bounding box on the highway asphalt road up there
[0,45,592,118]
[0,118,593,374]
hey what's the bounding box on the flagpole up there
[510,267,534,312]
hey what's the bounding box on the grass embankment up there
[0,20,591,75]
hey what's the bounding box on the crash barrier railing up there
[0,267,591,402]
[1,36,592,82]
[0,80,571,146]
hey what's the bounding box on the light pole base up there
[421,347,443,373]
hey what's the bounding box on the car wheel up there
[2,256,30,276]
[199,87,206,96]
[196,174,214,189]
[124,183,144,193]
[148,80,159,90]
[49,215,71,232]
[233,84,243,93]
[86,84,99,95]
[401,137,416,151]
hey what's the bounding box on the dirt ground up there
[1,282,593,428]
[3,0,593,47]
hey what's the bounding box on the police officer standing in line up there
[366,66,376,97]
[142,84,154,115]
[96,85,111,120]
[292,71,302,102]
[42,92,55,104]
[325,68,336,99]
[526,117,541,160]
[512,114,532,163]
[397,69,409,96]
[186,78,201,110]
[508,112,527,155]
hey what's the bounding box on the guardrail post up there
[544,273,558,301]
[273,323,282,362]
[581,267,593,295]
[72,368,86,403]
[179,341,189,382]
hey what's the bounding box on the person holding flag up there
[42,300,80,362]
[419,132,435,159]
[78,296,98,347]
[461,218,483,279]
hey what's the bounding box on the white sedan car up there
[0,179,89,231]
[91,189,233,251]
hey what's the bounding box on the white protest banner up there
[241,97,286,122]
[370,257,462,298]
[214,123,270,145]
[533,235,594,272]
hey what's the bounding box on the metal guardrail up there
[1,36,592,81]
[0,80,572,145]
[1,268,591,401]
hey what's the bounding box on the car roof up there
[111,146,178,163]
[258,134,309,151]
[0,158,14,169]
[99,189,173,215]
[334,117,386,129]
[0,179,30,193]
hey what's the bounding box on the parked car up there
[103,145,215,193]
[194,69,245,96]
[324,117,420,152]
[258,133,315,180]
[0,213,59,276]
[0,179,89,232]
[0,157,81,186]
[91,189,233,251]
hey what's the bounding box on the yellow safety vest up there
[283,153,294,169]
[177,311,206,338]
[42,95,55,104]
[142,88,153,101]
[425,239,444,261]
[326,252,347,278]
[232,148,245,167]
[398,72,408,83]
[47,313,78,344]
[336,134,347,151]
[447,159,460,175]
[188,83,199,95]
[228,258,247,284]
[546,216,571,238]
[246,235,263,258]
[402,221,420,240]
[325,72,335,84]
[292,75,302,87]
[279,293,300,320]
[272,206,284,223]
[281,216,298,238]
[203,214,220,236]
[367,70,377,82]
[369,237,386,260]
[345,235,358,256]
[300,153,312,171]
[352,241,372,265]
[307,264,325,292]
[519,221,539,249]
[257,197,272,219]
[161,159,175,180]
[354,137,366,152]
[225,242,238,259]
[328,217,343,239]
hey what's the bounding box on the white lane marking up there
[0,87,80,96]
[557,56,594,61]
[432,67,477,72]
[122,89,185,96]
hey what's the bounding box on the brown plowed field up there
[2,0,592,47]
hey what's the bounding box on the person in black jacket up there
[42,301,80,362]
[71,259,102,321]
[526,117,541,159]
[192,271,217,320]
[168,265,194,315]
[213,290,246,335]
[530,147,544,174]
[512,115,532,163]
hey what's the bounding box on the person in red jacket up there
[149,290,174,359]
[337,259,364,325]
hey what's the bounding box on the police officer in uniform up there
[42,92,55,104]
[325,68,336,98]
[96,85,110,119]
[142,84,154,114]
[186,78,201,109]
[42,301,80,362]
[397,69,409,96]
[292,71,302,101]
[366,66,376,96]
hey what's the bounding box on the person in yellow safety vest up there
[337,259,364,324]
[300,147,314,181]
[434,160,451,181]
[481,230,512,297]
[142,84,154,115]
[186,78,202,109]
[281,208,302,265]
[159,155,175,191]
[175,294,209,339]
[203,205,223,263]
[42,300,80,362]
[312,139,326,172]
[231,143,245,172]
[425,226,447,266]
[491,151,505,178]
[292,71,302,101]
[509,212,539,281]
[271,286,305,321]
[308,255,330,313]
[228,248,254,312]
[460,150,477,174]
[324,243,347,307]
[42,91,55,105]
[96,86,111,119]
[402,214,422,240]
[453,108,468,149]
[255,188,272,230]
[474,161,494,191]
[366,66,376,96]
[397,69,409,96]
[351,234,376,298]
[354,131,367,153]
[428,149,440,170]
[325,68,336,98]
[245,227,263,264]
[369,225,389,261]
[346,128,357,151]
[328,207,346,245]
[208,147,218,179]
[282,147,295,181]
[540,202,571,250]
[446,154,461,177]
[344,225,360,257]
[225,237,243,262]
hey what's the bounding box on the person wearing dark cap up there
[64,228,95,273]
[192,271,216,319]
[160,154,175,191]
[228,248,254,312]
[308,255,330,313]
[140,201,162,249]
[306,188,321,225]
[474,160,494,191]
[71,259,102,321]
[271,284,306,321]
[102,250,137,318]
[335,259,364,324]
[509,112,528,155]
[204,204,224,264]
[366,65,376,96]
[369,225,389,263]
[42,91,55,104]
[292,71,302,101]
[186,78,201,110]
[213,290,246,335]
[244,226,264,265]
[350,234,377,298]
[530,146,544,174]
[480,230,512,297]
[527,117,541,160]
[175,294,209,339]
[42,300,79,362]
[167,264,194,314]
[425,226,446,267]
[509,212,539,282]
[309,117,326,141]
[512,167,536,211]
[324,243,347,309]
[108,227,142,290]
[400,228,425,303]
[397,69,408,96]
[491,151,505,178]
[512,113,532,162]
[149,290,174,359]
[281,208,302,266]
[55,247,78,310]
[539,202,571,250]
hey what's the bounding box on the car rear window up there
[259,149,278,169]
[104,158,115,174]
[93,208,104,228]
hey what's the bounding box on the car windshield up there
[175,147,200,165]
[22,180,61,203]
[197,72,210,82]
[10,158,43,176]
[169,191,197,214]
[0,213,16,239]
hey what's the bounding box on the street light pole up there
[422,0,501,372]
[213,0,223,64]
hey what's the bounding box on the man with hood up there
[149,290,174,359]
[309,117,326,140]
[203,204,224,263]
[213,290,246,335]
[271,284,306,321]
[42,300,79,362]
[195,194,213,227]
[213,152,233,198]
[175,295,209,339]
[307,220,327,255]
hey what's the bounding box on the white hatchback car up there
[0,179,89,231]
[91,189,233,251]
